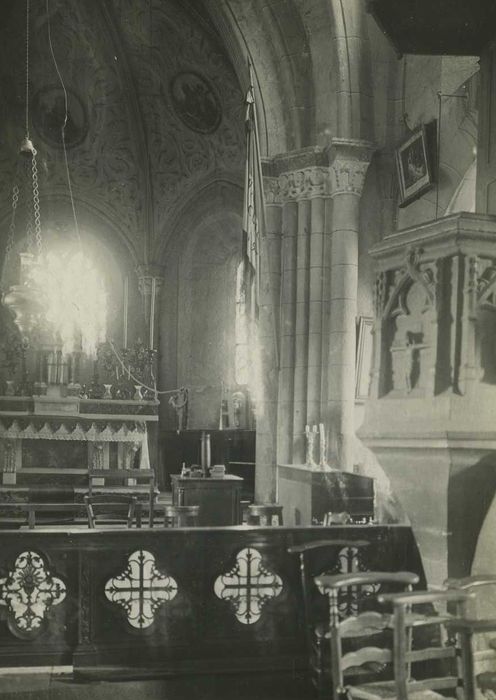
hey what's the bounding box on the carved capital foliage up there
[328,138,374,197]
[265,166,331,203]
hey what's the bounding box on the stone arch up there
[156,178,243,430]
[203,0,374,155]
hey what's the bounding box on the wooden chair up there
[247,503,283,526]
[321,587,473,700]
[315,571,420,700]
[444,574,496,698]
[88,468,156,527]
[287,539,370,697]
[84,493,140,529]
[162,504,200,528]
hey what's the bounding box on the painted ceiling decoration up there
[169,71,222,134]
[0,0,244,262]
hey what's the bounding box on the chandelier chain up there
[3,184,20,277]
[31,149,43,255]
[25,0,30,137]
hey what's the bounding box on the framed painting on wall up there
[395,126,434,207]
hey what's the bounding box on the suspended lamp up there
[2,0,45,342]
[1,0,106,359]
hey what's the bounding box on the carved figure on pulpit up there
[389,280,435,396]
[403,333,428,394]
[169,387,188,432]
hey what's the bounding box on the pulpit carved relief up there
[375,248,437,398]
[370,215,496,401]
[466,255,496,385]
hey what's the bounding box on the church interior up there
[1,0,496,698]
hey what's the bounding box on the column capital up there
[262,146,331,203]
[264,166,332,204]
[136,263,164,297]
[328,138,375,198]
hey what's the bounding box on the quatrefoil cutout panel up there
[214,547,283,625]
[105,550,178,630]
[316,546,379,618]
[0,550,66,638]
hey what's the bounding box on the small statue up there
[169,387,188,432]
[403,332,427,394]
[305,424,318,468]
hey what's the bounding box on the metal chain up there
[31,148,42,256]
[25,0,30,137]
[3,183,20,276]
[26,214,34,254]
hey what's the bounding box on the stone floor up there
[0,670,314,700]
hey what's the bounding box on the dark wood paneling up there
[0,526,425,677]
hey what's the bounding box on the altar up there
[0,394,159,504]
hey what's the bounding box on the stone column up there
[328,139,373,470]
[264,156,334,468]
[276,198,298,465]
[292,197,310,462]
[255,179,282,501]
[137,263,164,347]
[307,194,327,427]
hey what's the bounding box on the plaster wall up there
[157,182,244,434]
[395,55,478,230]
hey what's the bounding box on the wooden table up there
[171,474,243,526]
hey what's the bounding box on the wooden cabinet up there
[171,474,243,526]
[162,430,255,500]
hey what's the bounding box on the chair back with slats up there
[287,540,371,698]
[378,588,474,700]
[88,468,155,526]
[316,571,419,700]
[444,575,496,699]
[84,493,139,529]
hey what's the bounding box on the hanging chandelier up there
[1,0,46,342]
[1,0,106,358]
[2,133,45,339]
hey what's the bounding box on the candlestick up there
[205,433,211,469]
[123,276,129,349]
[150,276,156,349]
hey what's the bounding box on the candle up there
[149,276,156,349]
[123,276,129,349]
[206,433,211,469]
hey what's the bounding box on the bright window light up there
[28,249,107,357]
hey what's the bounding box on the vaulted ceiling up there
[0,0,245,264]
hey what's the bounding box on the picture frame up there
[395,125,433,207]
[355,316,374,401]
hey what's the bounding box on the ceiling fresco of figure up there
[0,0,244,262]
